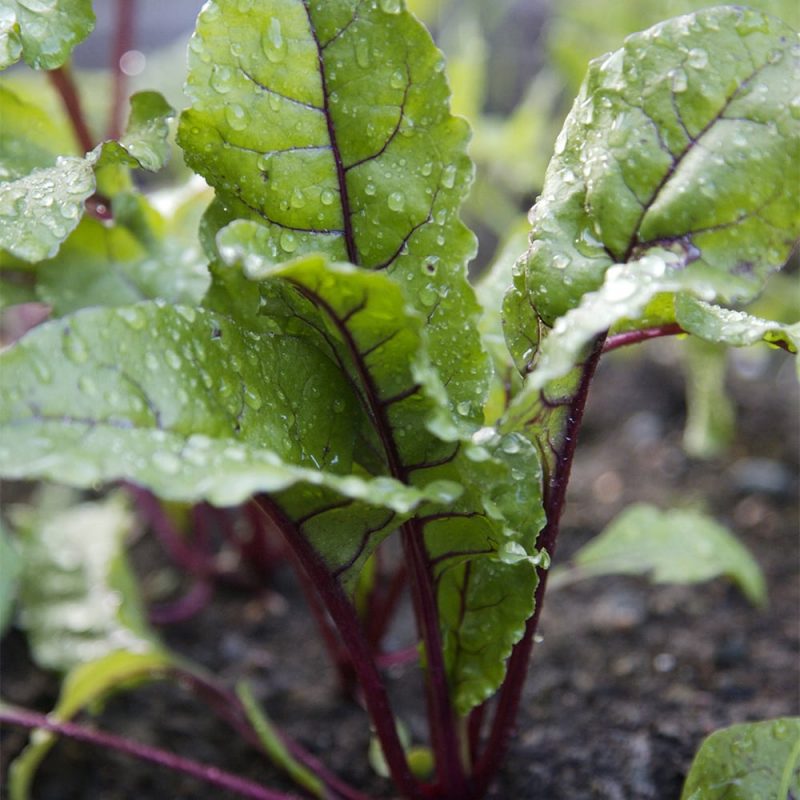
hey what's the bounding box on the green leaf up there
[682,339,735,459]
[0,85,73,181]
[236,681,325,799]
[0,518,21,634]
[551,503,766,607]
[97,91,176,173]
[0,154,96,262]
[178,0,489,420]
[680,718,800,800]
[30,192,210,316]
[10,491,157,671]
[0,92,175,263]
[676,295,800,354]
[0,302,444,539]
[506,6,800,371]
[217,238,546,709]
[418,430,547,714]
[526,249,743,388]
[8,650,173,800]
[0,0,94,71]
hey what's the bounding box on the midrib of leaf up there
[302,0,359,265]
[624,56,771,262]
[289,278,408,480]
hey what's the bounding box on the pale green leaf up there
[680,718,800,800]
[0,85,73,181]
[0,518,21,634]
[0,92,176,263]
[0,303,446,559]
[0,155,96,262]
[553,503,766,606]
[0,0,94,71]
[682,339,735,459]
[237,681,325,799]
[10,492,156,671]
[8,650,173,800]
[178,0,489,420]
[31,192,210,316]
[526,250,736,388]
[97,91,176,173]
[506,6,800,373]
[676,295,800,354]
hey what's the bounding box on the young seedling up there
[0,2,798,798]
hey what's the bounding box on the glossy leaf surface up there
[0,0,94,70]
[217,237,545,709]
[178,0,489,419]
[680,718,800,800]
[31,192,210,316]
[553,503,765,606]
[505,6,800,374]
[0,92,175,262]
[676,295,800,354]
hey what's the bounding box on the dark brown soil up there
[2,344,798,800]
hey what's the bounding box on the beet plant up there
[0,2,798,798]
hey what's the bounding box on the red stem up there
[366,561,408,648]
[471,336,606,796]
[47,66,94,153]
[402,522,469,797]
[282,535,357,694]
[254,497,426,800]
[108,0,136,140]
[0,706,300,800]
[602,323,684,353]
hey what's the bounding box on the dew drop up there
[290,187,306,208]
[355,39,371,68]
[686,48,708,69]
[364,182,377,196]
[387,191,405,212]
[64,332,89,364]
[379,0,402,15]
[244,388,263,410]
[225,104,248,131]
[390,69,405,89]
[670,68,688,93]
[456,400,471,416]
[420,161,433,177]
[441,164,457,189]
[320,188,336,206]
[262,18,287,63]
[210,64,234,94]
[552,253,570,270]
[165,349,181,369]
[280,231,298,253]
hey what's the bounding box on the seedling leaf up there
[680,717,800,800]
[554,503,766,606]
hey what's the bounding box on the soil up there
[2,343,798,800]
